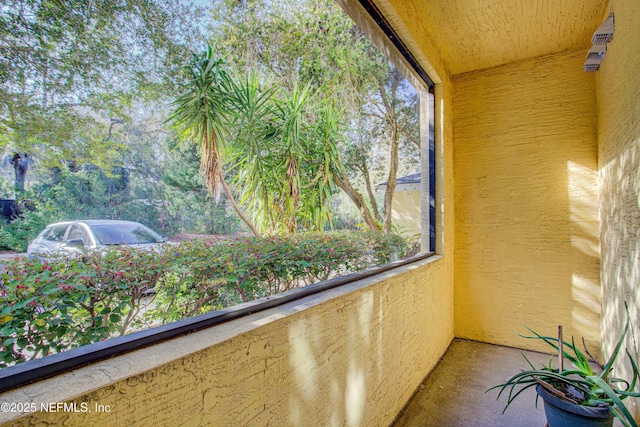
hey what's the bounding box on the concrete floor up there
[392,339,550,427]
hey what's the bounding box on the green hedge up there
[0,231,415,367]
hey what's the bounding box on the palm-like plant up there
[170,45,346,235]
[489,307,640,427]
[272,84,315,233]
[229,77,341,234]
[226,70,281,233]
[168,44,260,237]
[306,99,343,232]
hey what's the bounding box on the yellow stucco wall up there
[452,48,601,353]
[596,0,640,418]
[2,258,452,427]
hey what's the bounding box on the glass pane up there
[92,224,163,245]
[42,224,68,242]
[67,225,90,246]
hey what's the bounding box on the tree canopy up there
[208,0,421,232]
[0,0,205,191]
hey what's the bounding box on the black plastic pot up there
[536,384,614,427]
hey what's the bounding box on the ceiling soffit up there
[375,0,608,75]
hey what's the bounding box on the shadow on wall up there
[287,291,377,425]
[284,262,450,426]
[600,137,640,419]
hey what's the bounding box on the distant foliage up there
[1,0,205,174]
[162,142,242,236]
[0,209,54,252]
[0,166,162,251]
[0,231,415,367]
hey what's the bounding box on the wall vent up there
[584,14,614,72]
[592,14,615,44]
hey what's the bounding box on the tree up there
[0,0,205,194]
[227,72,340,233]
[168,45,261,237]
[169,51,343,235]
[370,66,420,232]
[209,0,420,232]
[163,141,241,235]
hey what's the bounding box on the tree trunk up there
[376,72,402,233]
[333,169,379,231]
[358,158,382,222]
[383,123,400,233]
[219,172,261,237]
[12,153,30,194]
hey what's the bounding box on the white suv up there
[27,220,167,259]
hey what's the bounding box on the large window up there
[0,0,434,384]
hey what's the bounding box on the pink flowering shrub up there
[0,249,166,367]
[0,231,413,366]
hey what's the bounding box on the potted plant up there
[488,307,640,427]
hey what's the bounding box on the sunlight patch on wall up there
[345,362,366,426]
[571,273,600,349]
[358,291,375,337]
[567,160,600,350]
[289,321,319,401]
[343,291,374,426]
[567,160,599,259]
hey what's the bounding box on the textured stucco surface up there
[373,0,606,75]
[597,0,640,419]
[2,258,452,426]
[452,48,601,353]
